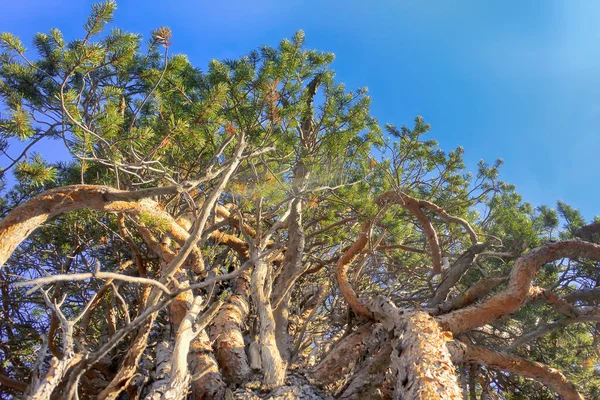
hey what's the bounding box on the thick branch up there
[428,242,491,307]
[0,185,198,269]
[449,341,584,400]
[574,221,600,242]
[432,276,507,315]
[335,221,373,319]
[376,191,442,275]
[438,241,600,334]
[369,298,462,399]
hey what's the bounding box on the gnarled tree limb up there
[449,341,584,400]
[438,241,600,334]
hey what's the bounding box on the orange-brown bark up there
[209,270,252,385]
[369,298,462,399]
[0,185,201,270]
[335,220,373,319]
[376,191,442,274]
[438,241,600,333]
[311,323,378,391]
[189,331,227,399]
[450,341,584,400]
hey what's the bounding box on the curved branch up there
[438,241,600,334]
[0,185,197,269]
[335,221,373,318]
[449,341,584,400]
[432,276,507,315]
[376,191,442,274]
[418,199,478,245]
[574,221,600,242]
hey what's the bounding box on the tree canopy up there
[0,2,599,399]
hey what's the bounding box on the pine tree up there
[0,2,599,399]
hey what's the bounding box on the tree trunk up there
[210,271,252,385]
[250,258,286,388]
[189,330,227,400]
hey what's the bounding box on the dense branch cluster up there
[0,2,599,399]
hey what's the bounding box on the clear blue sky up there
[2,0,599,219]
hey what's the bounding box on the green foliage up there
[84,1,117,37]
[14,153,56,187]
[138,210,170,234]
[0,3,597,398]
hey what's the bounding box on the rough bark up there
[438,241,600,333]
[210,270,252,385]
[574,221,600,242]
[0,184,201,270]
[27,355,82,400]
[251,258,286,388]
[337,342,393,400]
[146,296,215,400]
[449,341,584,400]
[98,289,160,400]
[272,196,305,363]
[369,299,462,400]
[189,330,227,400]
[144,335,173,400]
[310,323,378,391]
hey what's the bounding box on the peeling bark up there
[272,196,305,364]
[27,355,82,400]
[311,323,377,391]
[337,342,392,400]
[369,299,462,400]
[98,289,159,400]
[210,270,252,385]
[144,335,173,400]
[189,330,227,400]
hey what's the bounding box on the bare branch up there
[14,271,172,296]
[438,241,600,334]
[449,341,584,400]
